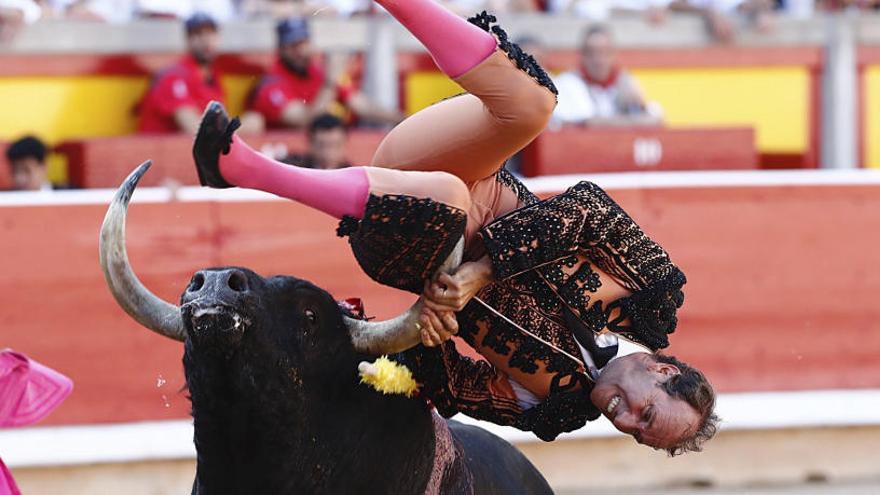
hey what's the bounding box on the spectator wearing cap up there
[552,24,662,127]
[282,113,351,170]
[5,136,51,191]
[137,13,262,134]
[245,17,402,130]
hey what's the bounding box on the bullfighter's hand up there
[418,305,458,347]
[423,256,494,313]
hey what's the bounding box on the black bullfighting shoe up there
[193,101,241,189]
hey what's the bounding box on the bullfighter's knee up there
[505,83,556,137]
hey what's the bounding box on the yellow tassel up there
[358,356,419,398]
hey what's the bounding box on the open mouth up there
[184,304,249,335]
[607,395,621,415]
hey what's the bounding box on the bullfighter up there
[191,0,718,455]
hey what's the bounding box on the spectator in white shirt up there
[669,0,777,42]
[0,0,40,41]
[440,0,539,16]
[136,0,237,22]
[240,0,339,19]
[552,24,662,126]
[547,0,672,23]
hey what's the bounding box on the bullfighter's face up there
[590,352,701,452]
[179,268,359,377]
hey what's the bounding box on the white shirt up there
[547,0,672,20]
[73,0,136,23]
[510,331,649,410]
[136,0,236,21]
[0,0,42,23]
[324,0,370,17]
[576,332,650,380]
[551,71,599,124]
[552,69,663,125]
[553,69,645,124]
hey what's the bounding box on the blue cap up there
[185,12,218,34]
[276,17,310,45]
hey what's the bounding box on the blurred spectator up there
[440,0,540,15]
[282,113,351,169]
[516,35,547,68]
[552,24,662,126]
[547,0,672,23]
[34,0,240,24]
[137,13,223,134]
[51,0,136,22]
[137,13,262,134]
[0,0,40,42]
[321,0,371,16]
[135,0,237,21]
[5,136,52,191]
[670,0,777,42]
[246,17,402,129]
[240,0,332,19]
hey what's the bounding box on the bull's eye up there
[304,309,317,323]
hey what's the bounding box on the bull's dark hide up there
[179,269,553,495]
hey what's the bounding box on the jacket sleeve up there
[398,343,600,442]
[479,181,680,292]
[480,181,687,350]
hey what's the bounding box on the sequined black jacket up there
[403,180,685,441]
[339,179,686,442]
[479,180,686,352]
[337,11,686,441]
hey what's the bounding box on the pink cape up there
[0,349,74,495]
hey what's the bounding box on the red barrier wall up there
[520,128,757,176]
[58,131,387,188]
[1,182,878,426]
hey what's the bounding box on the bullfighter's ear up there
[358,357,419,398]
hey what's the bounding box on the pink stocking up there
[218,136,370,220]
[376,0,496,78]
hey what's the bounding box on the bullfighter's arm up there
[400,342,596,441]
[479,181,681,291]
[478,181,687,350]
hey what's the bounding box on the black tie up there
[564,307,619,370]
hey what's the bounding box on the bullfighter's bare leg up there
[371,1,556,183]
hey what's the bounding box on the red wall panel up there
[1,183,878,426]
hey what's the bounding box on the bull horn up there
[344,236,464,355]
[99,161,186,342]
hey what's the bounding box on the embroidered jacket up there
[397,178,686,441]
[338,175,686,441]
[336,12,686,441]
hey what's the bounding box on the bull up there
[99,162,554,494]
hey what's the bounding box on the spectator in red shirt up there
[138,13,263,134]
[246,17,402,129]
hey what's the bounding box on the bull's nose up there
[187,269,250,298]
[225,270,249,293]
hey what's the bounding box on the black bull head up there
[98,162,553,494]
[100,161,464,355]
